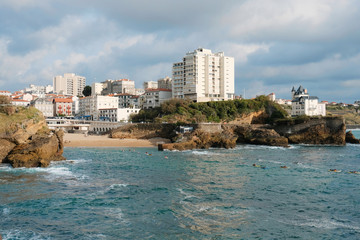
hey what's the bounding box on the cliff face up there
[0,107,66,168]
[274,117,346,145]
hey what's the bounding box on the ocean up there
[1,131,360,239]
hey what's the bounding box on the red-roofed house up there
[0,90,11,97]
[53,98,73,116]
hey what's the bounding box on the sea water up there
[1,131,360,239]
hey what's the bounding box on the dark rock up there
[346,131,360,144]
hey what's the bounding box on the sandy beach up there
[64,133,170,148]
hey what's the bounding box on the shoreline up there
[63,133,170,148]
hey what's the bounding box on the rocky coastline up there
[111,116,359,151]
[0,106,66,168]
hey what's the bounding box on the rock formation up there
[345,131,360,144]
[0,107,66,168]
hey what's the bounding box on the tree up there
[82,85,92,96]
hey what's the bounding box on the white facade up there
[53,73,86,96]
[78,95,118,120]
[143,89,172,109]
[25,84,53,94]
[291,86,326,116]
[11,99,30,107]
[102,79,135,95]
[91,82,106,96]
[0,91,12,97]
[99,107,140,122]
[172,48,235,102]
[143,81,158,89]
[33,98,54,117]
[158,76,172,90]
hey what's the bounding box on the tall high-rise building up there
[172,48,234,102]
[53,73,86,96]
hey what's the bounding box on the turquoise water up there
[1,131,360,239]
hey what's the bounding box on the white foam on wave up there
[2,208,10,215]
[109,183,129,189]
[285,218,360,231]
[2,229,50,240]
[236,145,288,150]
[104,208,125,221]
[177,188,196,200]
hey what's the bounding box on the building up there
[78,95,118,120]
[99,107,140,122]
[33,98,54,117]
[143,88,172,109]
[24,84,53,95]
[101,79,135,95]
[113,93,137,108]
[53,98,73,116]
[143,81,158,90]
[267,93,276,101]
[0,91,12,97]
[157,76,172,90]
[291,86,326,116]
[11,99,30,107]
[172,48,235,102]
[53,73,86,96]
[91,82,106,96]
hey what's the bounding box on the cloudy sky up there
[1,0,360,102]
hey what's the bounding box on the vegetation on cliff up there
[131,95,288,124]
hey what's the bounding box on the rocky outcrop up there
[346,131,360,144]
[233,125,289,147]
[5,130,66,168]
[274,116,346,145]
[159,129,237,151]
[0,107,66,167]
[111,123,177,140]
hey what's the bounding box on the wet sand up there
[64,133,170,148]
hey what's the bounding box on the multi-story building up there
[172,48,235,102]
[143,81,158,90]
[33,98,54,117]
[143,88,172,109]
[99,107,140,122]
[91,82,106,96]
[53,73,86,96]
[0,90,12,97]
[291,86,326,116]
[53,98,73,116]
[78,95,118,120]
[157,76,172,90]
[24,84,53,95]
[113,93,137,108]
[101,79,135,95]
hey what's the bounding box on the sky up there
[0,0,360,103]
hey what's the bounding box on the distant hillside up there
[326,105,360,125]
[131,95,288,124]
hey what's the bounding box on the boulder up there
[5,130,66,168]
[0,139,16,163]
[346,131,360,144]
[234,125,289,147]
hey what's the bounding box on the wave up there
[285,218,360,231]
[177,188,196,200]
[1,229,51,240]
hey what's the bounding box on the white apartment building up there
[0,91,12,97]
[158,76,172,90]
[143,88,172,109]
[53,73,86,96]
[25,84,53,95]
[143,81,158,90]
[101,79,135,95]
[91,82,106,96]
[99,107,140,122]
[172,48,235,102]
[33,98,54,117]
[78,95,118,120]
[291,86,326,117]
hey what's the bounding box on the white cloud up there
[341,79,360,88]
[217,42,271,64]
